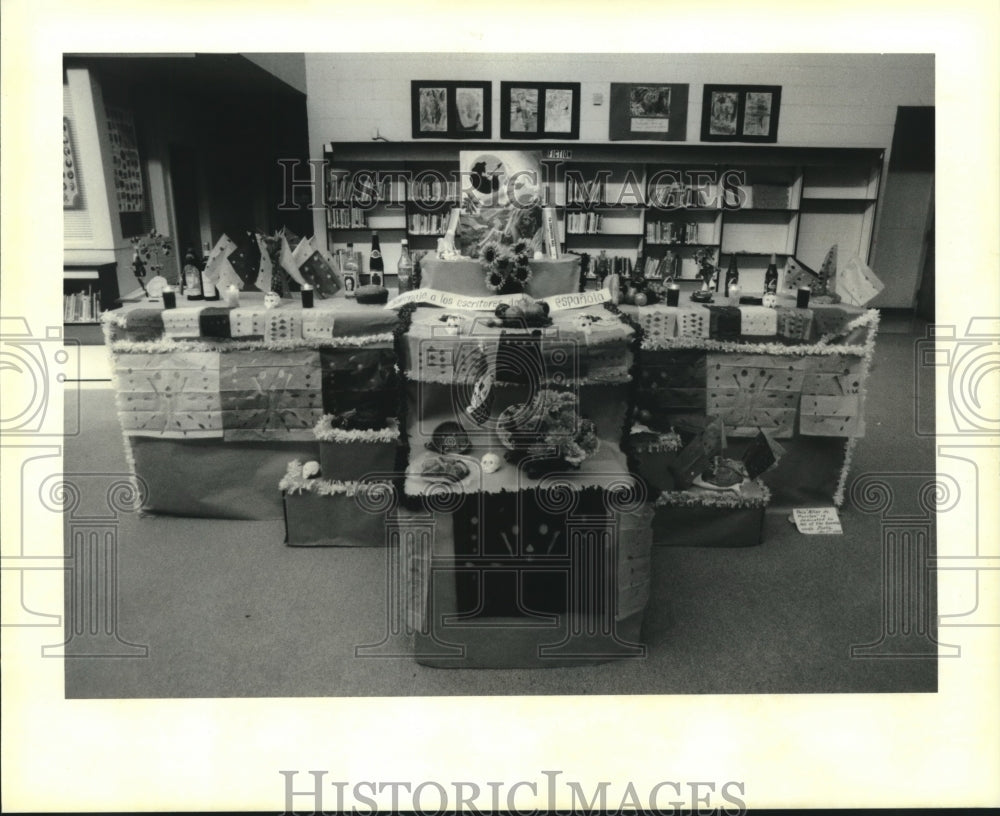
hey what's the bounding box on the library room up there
[49,52,942,693]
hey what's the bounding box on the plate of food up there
[414,453,478,485]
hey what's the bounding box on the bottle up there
[764,252,779,293]
[342,242,359,297]
[201,264,220,301]
[396,238,413,294]
[182,248,203,300]
[724,255,739,297]
[368,231,384,287]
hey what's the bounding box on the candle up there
[796,286,812,308]
[666,283,680,306]
[728,283,741,304]
[301,283,315,309]
[162,286,177,309]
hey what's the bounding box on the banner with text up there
[385,288,611,312]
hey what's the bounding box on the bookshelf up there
[321,143,883,294]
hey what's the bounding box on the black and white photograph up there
[2,3,998,813]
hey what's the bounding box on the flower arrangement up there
[500,389,600,467]
[130,230,173,293]
[693,247,719,290]
[479,238,534,293]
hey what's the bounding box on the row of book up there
[565,211,603,234]
[326,207,369,229]
[326,173,395,204]
[641,254,682,280]
[648,182,717,209]
[410,178,458,200]
[64,289,101,323]
[567,176,607,205]
[408,213,448,235]
[645,220,702,244]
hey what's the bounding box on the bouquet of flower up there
[479,238,535,293]
[694,247,719,290]
[130,230,173,292]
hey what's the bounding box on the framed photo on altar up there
[609,83,689,141]
[700,85,781,143]
[411,80,492,139]
[500,82,580,140]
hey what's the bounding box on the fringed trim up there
[641,335,869,356]
[313,416,400,443]
[401,370,632,386]
[109,332,395,354]
[280,460,395,497]
[815,309,881,347]
[655,480,771,509]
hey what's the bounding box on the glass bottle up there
[764,252,779,293]
[368,231,384,287]
[182,248,203,300]
[342,242,359,297]
[396,238,413,294]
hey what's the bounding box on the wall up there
[305,53,933,148]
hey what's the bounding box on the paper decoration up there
[676,306,710,338]
[264,311,302,343]
[775,307,813,341]
[782,256,818,292]
[799,394,864,437]
[105,105,144,212]
[301,311,337,341]
[254,234,274,293]
[161,306,205,339]
[817,245,837,295]
[280,233,308,286]
[791,507,843,535]
[707,305,742,340]
[229,307,267,338]
[118,308,163,341]
[801,354,865,396]
[219,350,323,438]
[670,419,723,489]
[636,306,678,345]
[298,247,340,296]
[198,307,232,339]
[739,305,779,337]
[227,231,263,291]
[705,354,808,437]
[742,429,786,479]
[115,352,222,437]
[204,234,244,291]
[63,117,81,208]
[836,256,885,307]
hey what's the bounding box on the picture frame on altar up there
[609,82,689,141]
[500,82,581,140]
[700,84,782,143]
[411,80,492,139]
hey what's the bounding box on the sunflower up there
[479,241,502,266]
[485,270,506,292]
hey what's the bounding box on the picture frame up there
[500,82,580,140]
[411,80,492,139]
[609,83,689,141]
[700,85,782,143]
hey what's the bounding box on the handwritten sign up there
[790,507,843,535]
[385,287,611,312]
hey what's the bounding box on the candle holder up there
[301,284,315,309]
[796,286,811,308]
[162,286,177,309]
[666,284,680,307]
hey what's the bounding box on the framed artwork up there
[500,82,580,140]
[701,85,781,143]
[63,117,81,209]
[609,83,689,141]
[411,80,492,139]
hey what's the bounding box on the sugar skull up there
[264,291,282,309]
[480,452,503,474]
[302,460,321,479]
[762,292,778,308]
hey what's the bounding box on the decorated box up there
[280,460,396,547]
[314,415,402,482]
[652,479,770,548]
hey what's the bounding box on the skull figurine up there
[762,292,778,308]
[445,314,462,336]
[302,460,321,479]
[480,452,503,474]
[264,291,282,310]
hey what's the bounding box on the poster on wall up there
[105,104,146,211]
[609,82,689,141]
[63,116,81,209]
[411,80,492,139]
[455,150,544,256]
[500,82,580,139]
[700,85,782,143]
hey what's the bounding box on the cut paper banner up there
[836,255,885,306]
[782,256,818,292]
[280,232,307,287]
[227,231,263,291]
[204,234,244,291]
[254,233,273,293]
[816,244,837,295]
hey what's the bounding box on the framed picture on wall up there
[700,85,781,143]
[609,83,689,141]
[500,82,580,139]
[411,80,492,139]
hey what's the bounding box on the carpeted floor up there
[61,323,937,697]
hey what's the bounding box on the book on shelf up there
[410,178,457,201]
[566,211,603,234]
[327,171,394,205]
[408,212,447,235]
[327,206,368,229]
[567,175,606,206]
[64,287,101,323]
